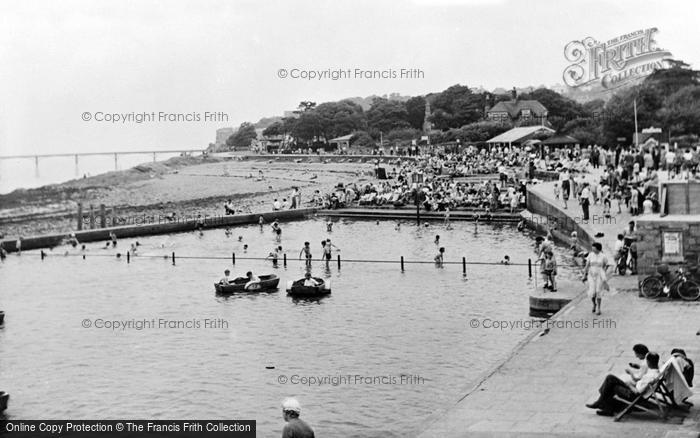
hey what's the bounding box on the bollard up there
[401,256,405,272]
[528,258,532,278]
[232,253,236,265]
[283,253,287,267]
[337,254,341,270]
[82,254,85,260]
[127,252,130,263]
[172,251,175,266]
[77,203,83,231]
[462,257,466,276]
[41,250,45,260]
[100,204,106,228]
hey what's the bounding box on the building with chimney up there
[486,88,548,125]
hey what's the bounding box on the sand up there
[0,155,379,237]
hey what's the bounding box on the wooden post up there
[34,155,40,178]
[415,190,421,226]
[337,254,341,270]
[41,250,45,260]
[232,253,235,265]
[77,203,83,231]
[114,153,118,171]
[462,257,466,276]
[528,258,532,278]
[89,205,95,229]
[283,253,287,267]
[74,154,79,177]
[172,251,175,265]
[100,204,106,228]
[127,252,130,264]
[401,256,405,272]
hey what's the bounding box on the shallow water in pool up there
[0,218,576,437]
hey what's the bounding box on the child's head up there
[617,234,624,240]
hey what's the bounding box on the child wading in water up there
[267,246,283,267]
[434,247,445,267]
[543,250,558,291]
[299,242,312,266]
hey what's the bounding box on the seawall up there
[0,208,317,252]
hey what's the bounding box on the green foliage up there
[315,100,367,140]
[658,85,700,136]
[405,96,426,130]
[351,130,376,148]
[226,122,257,149]
[385,127,421,144]
[428,85,485,130]
[262,121,285,137]
[456,121,512,143]
[600,59,700,144]
[366,98,411,133]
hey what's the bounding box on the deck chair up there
[614,362,691,422]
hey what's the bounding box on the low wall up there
[0,208,317,252]
[525,188,596,250]
[533,170,560,181]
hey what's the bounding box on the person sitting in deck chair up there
[586,352,660,416]
[661,349,694,406]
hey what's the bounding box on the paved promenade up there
[420,172,700,438]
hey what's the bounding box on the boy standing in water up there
[267,246,283,267]
[323,239,340,265]
[299,242,313,266]
[543,250,558,291]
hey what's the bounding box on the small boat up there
[214,274,280,294]
[286,277,331,297]
[0,391,8,413]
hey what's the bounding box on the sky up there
[1,0,699,156]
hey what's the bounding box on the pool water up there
[0,218,574,437]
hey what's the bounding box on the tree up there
[404,96,426,130]
[291,112,322,144]
[226,122,257,149]
[386,127,421,145]
[262,121,285,137]
[351,131,375,149]
[366,98,411,134]
[314,100,367,140]
[456,121,511,143]
[428,85,484,130]
[658,85,700,136]
[296,101,317,113]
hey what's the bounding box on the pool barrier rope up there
[35,251,553,277]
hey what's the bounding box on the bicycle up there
[640,266,700,301]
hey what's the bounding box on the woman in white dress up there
[583,242,610,315]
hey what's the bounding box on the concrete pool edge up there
[0,208,318,252]
[1,206,522,252]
